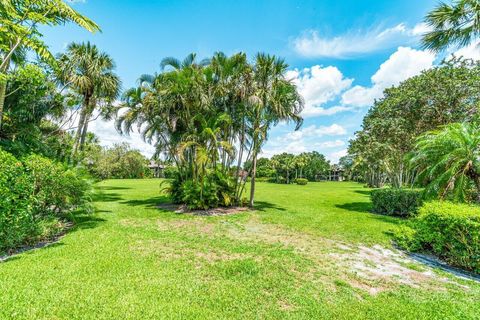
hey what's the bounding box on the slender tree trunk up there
[79,112,91,150]
[72,95,90,157]
[0,81,6,132]
[0,57,11,132]
[249,149,258,207]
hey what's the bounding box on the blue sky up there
[42,0,477,162]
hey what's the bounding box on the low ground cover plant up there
[371,188,422,217]
[0,148,91,254]
[395,201,480,273]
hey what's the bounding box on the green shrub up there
[295,178,308,185]
[395,201,480,273]
[371,188,422,217]
[0,149,36,252]
[0,149,91,254]
[163,165,179,179]
[23,154,92,216]
[167,171,236,210]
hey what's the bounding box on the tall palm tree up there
[57,42,120,155]
[422,0,480,52]
[248,53,303,206]
[410,122,480,202]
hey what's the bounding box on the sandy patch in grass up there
[222,217,468,294]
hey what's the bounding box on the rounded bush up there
[295,178,308,185]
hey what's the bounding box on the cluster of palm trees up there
[117,52,303,208]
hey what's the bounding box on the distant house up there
[148,161,165,178]
[328,165,345,181]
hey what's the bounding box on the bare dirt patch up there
[222,217,468,294]
[157,203,250,216]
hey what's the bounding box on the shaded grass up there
[0,179,478,319]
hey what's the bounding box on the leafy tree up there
[86,143,150,180]
[348,59,480,188]
[57,42,121,155]
[302,151,330,181]
[0,0,99,130]
[422,0,480,52]
[410,122,480,203]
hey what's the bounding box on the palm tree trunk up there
[249,150,258,207]
[72,95,90,157]
[79,112,91,150]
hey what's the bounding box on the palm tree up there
[410,122,480,202]
[422,0,480,52]
[57,42,120,155]
[0,0,99,131]
[248,53,304,206]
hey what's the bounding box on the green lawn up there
[1,180,478,319]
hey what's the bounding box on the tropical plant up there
[117,52,303,209]
[57,42,121,156]
[0,0,99,130]
[422,0,480,52]
[410,122,480,203]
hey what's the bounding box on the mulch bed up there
[157,203,250,216]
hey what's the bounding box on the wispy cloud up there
[293,23,428,58]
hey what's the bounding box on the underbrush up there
[0,148,91,254]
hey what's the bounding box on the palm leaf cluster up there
[422,0,480,52]
[410,122,480,202]
[117,52,303,207]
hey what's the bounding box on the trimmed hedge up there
[371,188,422,217]
[295,178,308,185]
[395,201,480,273]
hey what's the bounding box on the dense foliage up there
[0,148,91,254]
[395,201,480,273]
[84,143,150,179]
[410,122,480,203]
[348,59,480,188]
[371,188,423,217]
[117,53,304,208]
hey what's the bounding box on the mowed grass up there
[1,180,479,319]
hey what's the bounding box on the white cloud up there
[451,42,480,60]
[260,124,347,158]
[87,116,156,158]
[293,23,426,58]
[341,47,435,107]
[286,65,353,118]
[327,149,348,163]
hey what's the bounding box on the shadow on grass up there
[95,186,132,191]
[71,214,107,231]
[336,202,372,213]
[254,201,286,212]
[354,190,372,196]
[122,195,170,209]
[92,191,123,203]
